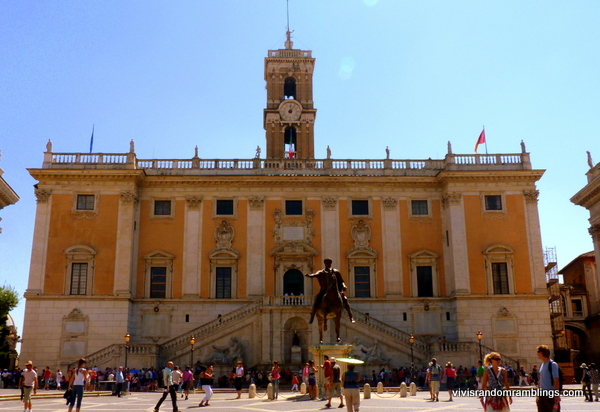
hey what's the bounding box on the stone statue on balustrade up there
[203,337,243,365]
[363,339,389,364]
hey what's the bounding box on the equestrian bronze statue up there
[305,258,356,343]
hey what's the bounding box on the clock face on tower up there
[279,100,302,121]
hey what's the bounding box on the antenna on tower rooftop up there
[285,0,294,49]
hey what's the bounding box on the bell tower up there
[264,31,316,159]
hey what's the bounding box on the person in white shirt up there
[68,358,89,412]
[56,369,63,390]
[20,361,37,412]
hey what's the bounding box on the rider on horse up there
[306,258,356,324]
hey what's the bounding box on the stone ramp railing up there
[71,343,157,369]
[157,300,263,363]
[433,341,521,367]
[346,308,429,356]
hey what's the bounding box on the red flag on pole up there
[474,129,486,153]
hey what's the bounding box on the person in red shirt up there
[322,355,332,401]
[43,366,52,390]
[445,362,457,401]
[291,374,299,393]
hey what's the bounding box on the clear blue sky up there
[1,1,598,342]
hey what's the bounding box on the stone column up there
[113,191,138,297]
[523,190,547,294]
[182,196,203,297]
[382,197,402,296]
[441,192,470,295]
[588,224,600,314]
[26,188,52,296]
[247,196,265,298]
[321,197,340,263]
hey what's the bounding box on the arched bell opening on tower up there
[284,77,297,100]
[284,127,297,158]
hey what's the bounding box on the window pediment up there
[64,245,97,257]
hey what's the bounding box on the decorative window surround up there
[409,249,440,297]
[144,250,175,299]
[64,245,97,296]
[483,245,516,295]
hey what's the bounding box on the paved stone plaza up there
[0,386,596,412]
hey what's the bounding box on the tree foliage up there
[0,285,19,369]
[0,285,19,317]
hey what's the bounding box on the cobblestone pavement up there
[0,386,596,411]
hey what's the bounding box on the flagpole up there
[89,124,95,153]
[483,125,488,154]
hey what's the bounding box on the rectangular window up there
[216,267,232,299]
[216,199,234,215]
[150,267,167,298]
[76,195,95,211]
[416,266,434,297]
[411,200,428,215]
[485,195,503,211]
[571,299,583,317]
[354,266,371,298]
[154,200,172,216]
[492,262,510,294]
[351,200,369,216]
[70,263,88,295]
[285,200,303,215]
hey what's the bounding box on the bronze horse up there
[315,270,343,344]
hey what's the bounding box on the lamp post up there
[409,334,415,381]
[124,333,131,371]
[189,336,196,367]
[477,330,483,361]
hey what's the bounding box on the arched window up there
[283,269,304,296]
[284,77,296,100]
[284,127,297,158]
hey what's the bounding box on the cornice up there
[27,168,146,184]
[571,177,600,208]
[436,170,545,185]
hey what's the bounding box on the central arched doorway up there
[283,269,304,296]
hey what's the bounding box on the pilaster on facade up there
[522,190,547,294]
[381,198,403,296]
[246,197,265,298]
[182,196,203,298]
[113,190,139,297]
[321,197,340,266]
[26,188,53,296]
[441,191,470,296]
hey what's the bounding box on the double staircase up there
[78,298,519,370]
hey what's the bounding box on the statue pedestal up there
[309,344,353,399]
[291,345,302,364]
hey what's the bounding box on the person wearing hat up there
[20,361,37,412]
[234,361,244,399]
[325,357,344,408]
[581,363,593,402]
[305,258,355,325]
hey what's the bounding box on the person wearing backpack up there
[536,345,561,412]
[580,363,593,402]
[425,358,444,402]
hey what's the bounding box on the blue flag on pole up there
[89,125,94,153]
